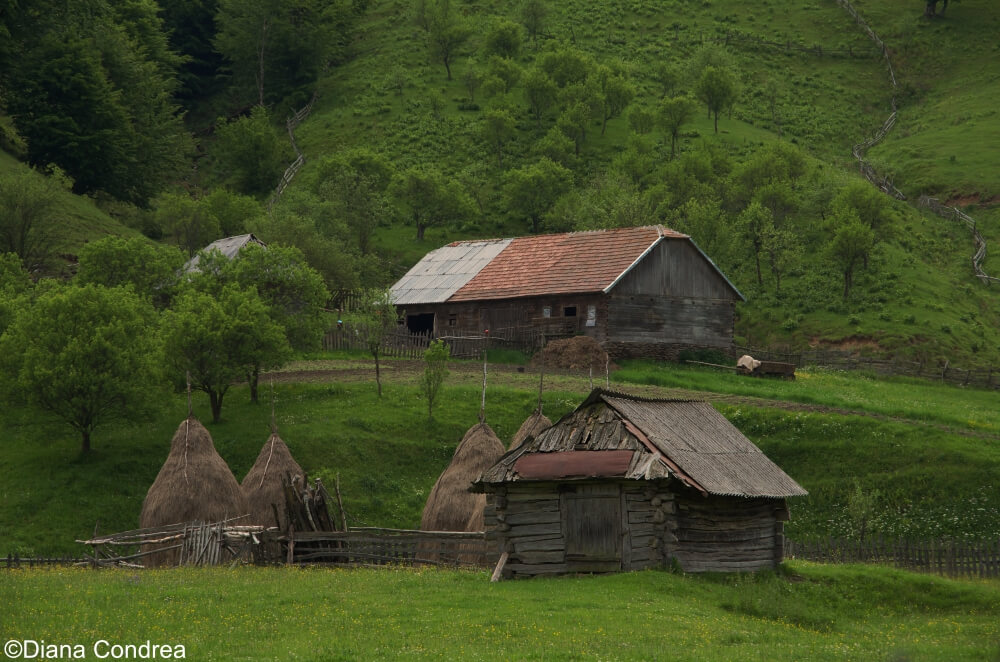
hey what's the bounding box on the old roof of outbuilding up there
[391,238,512,305]
[388,225,746,306]
[184,233,266,273]
[474,389,807,499]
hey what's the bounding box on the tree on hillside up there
[503,158,573,234]
[829,209,875,299]
[485,19,522,59]
[76,236,186,309]
[519,0,548,48]
[523,68,559,126]
[658,95,696,159]
[214,106,290,196]
[355,288,400,398]
[420,339,450,420]
[762,224,801,294]
[596,66,635,135]
[651,62,679,99]
[832,181,896,267]
[539,47,592,88]
[0,253,33,335]
[162,285,290,421]
[532,127,577,169]
[316,148,394,255]
[924,0,950,17]
[737,201,773,287]
[482,56,522,97]
[0,168,68,273]
[626,105,656,135]
[220,243,331,355]
[154,192,222,257]
[390,166,475,241]
[0,284,161,453]
[4,8,190,205]
[480,108,518,167]
[215,0,356,107]
[200,189,264,238]
[426,0,470,80]
[696,66,737,134]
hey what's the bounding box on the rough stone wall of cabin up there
[622,482,676,571]
[669,489,785,573]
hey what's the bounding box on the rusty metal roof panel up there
[513,450,636,480]
[184,233,266,273]
[391,238,512,305]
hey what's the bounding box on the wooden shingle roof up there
[475,390,807,499]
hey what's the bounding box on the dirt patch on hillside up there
[530,336,618,372]
[808,335,882,353]
[944,193,1000,208]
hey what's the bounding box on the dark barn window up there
[564,306,577,317]
[406,313,435,333]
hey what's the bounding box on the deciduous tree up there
[696,66,737,134]
[658,96,695,159]
[829,209,875,299]
[354,288,400,397]
[76,236,186,309]
[503,158,573,233]
[420,339,450,419]
[0,284,161,453]
[390,167,475,240]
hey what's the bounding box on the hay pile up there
[508,411,552,451]
[241,432,305,531]
[139,416,248,566]
[421,423,504,533]
[530,336,617,372]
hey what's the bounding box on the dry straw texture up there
[421,423,504,533]
[509,411,552,451]
[139,416,248,566]
[241,432,305,531]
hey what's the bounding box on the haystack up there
[421,423,504,532]
[509,411,552,451]
[530,336,617,372]
[419,423,504,565]
[241,432,305,531]
[139,416,248,566]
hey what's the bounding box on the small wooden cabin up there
[472,390,807,578]
[390,226,744,360]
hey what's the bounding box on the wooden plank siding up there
[613,238,741,300]
[671,491,783,573]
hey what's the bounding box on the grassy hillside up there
[3,361,999,556]
[0,151,140,271]
[3,564,998,660]
[280,0,1000,365]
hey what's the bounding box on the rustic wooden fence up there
[919,196,1000,286]
[785,537,1000,579]
[267,91,318,212]
[832,0,997,285]
[5,554,87,568]
[711,28,873,59]
[735,345,1000,389]
[322,324,542,359]
[282,527,489,568]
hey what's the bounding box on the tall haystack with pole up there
[419,334,504,563]
[242,432,305,531]
[139,415,249,566]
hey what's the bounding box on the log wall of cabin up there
[488,481,676,578]
[669,491,785,573]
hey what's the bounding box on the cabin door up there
[561,484,622,571]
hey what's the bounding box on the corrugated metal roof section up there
[390,238,513,305]
[602,396,808,498]
[449,226,687,301]
[184,233,266,273]
[513,450,636,480]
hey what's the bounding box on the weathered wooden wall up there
[614,239,741,300]
[605,296,735,348]
[489,480,676,578]
[671,491,784,573]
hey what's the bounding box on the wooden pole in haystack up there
[537,333,545,416]
[479,329,489,424]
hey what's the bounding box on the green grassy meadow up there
[1,564,998,661]
[4,359,1000,557]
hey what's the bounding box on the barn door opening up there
[561,484,622,571]
[406,313,435,334]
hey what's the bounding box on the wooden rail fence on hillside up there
[736,345,1000,389]
[267,91,318,212]
[282,528,489,567]
[785,537,1000,579]
[832,0,998,284]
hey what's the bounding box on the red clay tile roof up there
[448,225,686,301]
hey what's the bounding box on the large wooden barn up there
[472,390,807,578]
[390,226,744,360]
